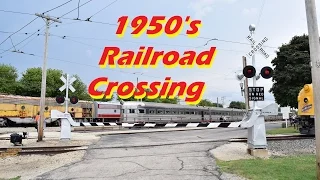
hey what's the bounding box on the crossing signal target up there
[243,65,256,78]
[56,95,65,104]
[260,66,273,79]
[70,96,78,104]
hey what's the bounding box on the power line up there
[58,0,93,18]
[256,0,266,29]
[42,0,73,14]
[0,16,39,47]
[86,0,119,21]
[0,1,93,56]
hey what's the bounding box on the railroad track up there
[0,145,87,157]
[229,135,315,142]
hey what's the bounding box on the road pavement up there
[37,122,282,180]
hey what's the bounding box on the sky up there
[0,0,318,108]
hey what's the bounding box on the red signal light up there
[243,65,256,78]
[70,96,78,104]
[56,95,65,104]
[260,66,273,79]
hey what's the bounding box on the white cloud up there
[242,8,258,15]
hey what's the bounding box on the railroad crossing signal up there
[243,66,273,79]
[59,75,76,92]
[58,74,78,112]
[246,35,270,59]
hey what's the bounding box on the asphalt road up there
[37,122,282,180]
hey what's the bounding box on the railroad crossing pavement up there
[36,124,281,180]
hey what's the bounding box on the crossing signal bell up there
[260,66,273,79]
[56,95,65,104]
[243,65,256,78]
[70,96,78,104]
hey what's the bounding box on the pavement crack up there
[176,157,184,170]
[121,161,151,170]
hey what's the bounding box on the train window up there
[149,109,155,114]
[121,109,124,113]
[191,111,195,115]
[179,111,184,114]
[129,109,136,113]
[172,111,177,114]
[157,110,164,114]
[114,110,117,113]
[138,109,145,113]
[165,110,171,114]
[185,111,190,114]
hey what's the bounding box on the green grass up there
[266,126,300,135]
[217,155,316,180]
[0,176,21,180]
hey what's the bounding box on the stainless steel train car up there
[120,101,284,123]
[121,101,246,123]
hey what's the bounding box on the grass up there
[217,155,316,180]
[0,176,21,180]
[266,126,300,135]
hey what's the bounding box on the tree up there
[0,64,19,94]
[228,101,246,109]
[17,67,92,100]
[197,99,223,107]
[269,34,311,108]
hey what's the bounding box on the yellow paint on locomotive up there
[298,84,314,116]
[0,94,91,119]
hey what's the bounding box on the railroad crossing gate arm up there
[240,109,261,128]
[51,110,80,126]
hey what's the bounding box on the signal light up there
[260,66,273,79]
[56,95,65,104]
[243,65,256,78]
[70,96,78,104]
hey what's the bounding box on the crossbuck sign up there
[246,35,270,59]
[59,74,76,113]
[59,75,76,92]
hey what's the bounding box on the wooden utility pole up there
[304,0,320,178]
[242,56,250,110]
[35,13,61,141]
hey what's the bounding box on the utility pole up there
[217,97,219,107]
[35,13,61,142]
[242,56,250,110]
[304,0,320,178]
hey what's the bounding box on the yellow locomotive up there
[297,84,315,135]
[0,94,122,127]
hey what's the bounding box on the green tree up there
[17,67,92,100]
[197,99,223,107]
[0,63,19,94]
[269,34,311,108]
[228,101,246,109]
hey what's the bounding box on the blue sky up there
[0,0,318,108]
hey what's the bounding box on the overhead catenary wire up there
[42,0,73,14]
[86,0,119,21]
[0,0,93,56]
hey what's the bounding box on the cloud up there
[242,8,258,15]
[188,0,238,19]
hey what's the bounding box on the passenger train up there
[0,94,283,127]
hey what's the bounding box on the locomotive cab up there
[297,84,315,135]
